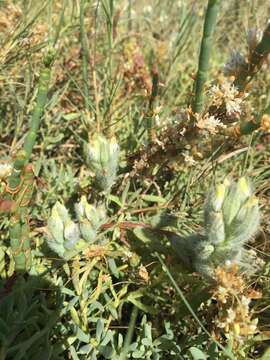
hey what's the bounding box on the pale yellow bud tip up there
[215,184,226,200]
[239,177,250,195]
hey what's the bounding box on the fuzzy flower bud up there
[47,202,82,259]
[172,176,261,278]
[75,196,107,244]
[84,134,120,191]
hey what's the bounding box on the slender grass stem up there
[120,305,138,360]
[192,0,219,115]
[80,0,91,118]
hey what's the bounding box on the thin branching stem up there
[234,20,270,91]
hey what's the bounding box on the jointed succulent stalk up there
[234,20,270,91]
[3,55,53,272]
[192,0,220,115]
[172,176,261,278]
[9,165,35,271]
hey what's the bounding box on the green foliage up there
[0,276,58,360]
[0,1,269,359]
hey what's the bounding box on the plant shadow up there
[0,272,63,360]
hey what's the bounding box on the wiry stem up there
[120,305,138,360]
[192,0,219,115]
[145,64,159,143]
[80,0,91,115]
[234,20,270,91]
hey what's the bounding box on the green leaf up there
[108,194,123,207]
[141,194,166,204]
[133,228,156,244]
[108,258,119,278]
[76,326,90,343]
[70,345,80,360]
[62,113,80,121]
[96,319,104,342]
[189,347,208,360]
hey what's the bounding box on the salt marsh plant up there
[0,53,53,271]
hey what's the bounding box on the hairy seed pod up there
[79,222,97,243]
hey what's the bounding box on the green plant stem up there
[145,64,159,142]
[80,0,91,115]
[9,165,35,271]
[23,68,51,162]
[234,21,270,91]
[7,61,52,191]
[6,56,53,272]
[192,0,219,114]
[120,305,138,360]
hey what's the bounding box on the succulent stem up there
[6,58,52,272]
[192,0,220,115]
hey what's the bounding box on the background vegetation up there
[0,0,270,359]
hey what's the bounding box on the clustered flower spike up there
[84,134,120,192]
[172,176,261,278]
[47,198,107,260]
[208,79,245,118]
[196,112,226,135]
